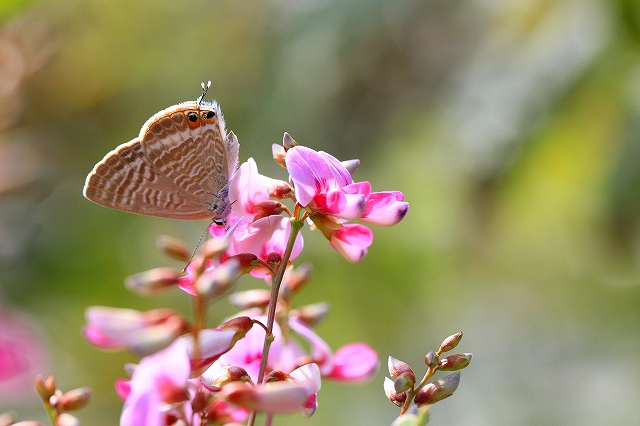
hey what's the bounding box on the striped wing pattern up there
[83,101,237,221]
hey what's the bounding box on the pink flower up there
[287,318,378,382]
[286,146,365,220]
[229,158,270,222]
[120,338,190,426]
[233,216,303,266]
[285,145,408,262]
[84,307,187,356]
[0,308,49,404]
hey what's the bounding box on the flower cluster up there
[1,135,475,426]
[79,136,408,425]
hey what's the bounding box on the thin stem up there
[399,365,438,415]
[247,215,304,426]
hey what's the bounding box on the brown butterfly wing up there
[140,102,231,205]
[83,138,214,220]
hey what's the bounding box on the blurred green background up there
[1,0,640,424]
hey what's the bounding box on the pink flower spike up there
[325,343,379,383]
[329,224,374,263]
[360,191,409,226]
[229,158,270,222]
[120,338,190,426]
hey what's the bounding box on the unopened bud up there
[264,370,288,383]
[55,413,79,426]
[280,262,313,298]
[191,387,209,413]
[341,159,359,176]
[208,365,252,390]
[195,259,240,299]
[128,314,188,356]
[0,412,17,425]
[414,372,461,406]
[200,238,230,261]
[384,377,407,407]
[272,143,287,168]
[227,253,261,274]
[125,268,181,296]
[394,371,416,393]
[59,387,91,410]
[35,374,56,401]
[439,332,463,353]
[289,302,329,327]
[251,200,285,221]
[424,351,439,369]
[438,353,472,371]
[282,132,297,150]
[156,235,190,262]
[229,289,271,309]
[157,377,189,404]
[388,356,414,379]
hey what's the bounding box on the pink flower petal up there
[325,343,379,382]
[318,151,353,188]
[120,338,190,426]
[286,146,341,206]
[235,216,303,263]
[229,158,270,222]
[329,224,373,263]
[360,191,409,226]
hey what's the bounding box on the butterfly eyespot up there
[202,110,216,120]
[187,112,199,122]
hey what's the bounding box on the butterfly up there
[83,82,239,225]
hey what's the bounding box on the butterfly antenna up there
[182,224,210,273]
[197,80,212,107]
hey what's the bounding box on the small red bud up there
[35,374,56,401]
[388,356,414,379]
[156,235,190,262]
[264,370,289,383]
[393,371,416,393]
[59,387,91,410]
[424,351,439,369]
[439,332,463,353]
[272,143,287,168]
[251,200,285,221]
[125,268,181,296]
[438,353,472,371]
[55,413,80,426]
[282,132,297,150]
[414,372,461,406]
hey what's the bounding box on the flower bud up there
[388,356,414,379]
[261,176,293,199]
[125,268,181,296]
[226,253,261,275]
[156,235,190,262]
[424,351,439,369]
[35,374,56,401]
[229,289,271,310]
[195,259,240,299]
[341,159,359,176]
[439,332,463,353]
[438,353,472,371]
[384,377,407,407]
[280,262,313,298]
[0,412,17,425]
[55,413,79,426]
[282,132,297,150]
[251,200,285,221]
[272,143,287,168]
[59,387,91,410]
[289,302,329,327]
[202,364,253,391]
[414,372,461,406]
[191,386,210,413]
[394,371,416,393]
[157,376,189,404]
[200,238,230,261]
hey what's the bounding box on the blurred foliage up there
[1,0,640,425]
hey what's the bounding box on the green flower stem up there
[247,215,304,426]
